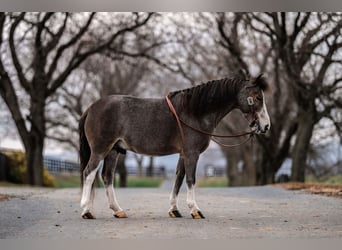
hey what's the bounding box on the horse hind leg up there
[80,154,102,219]
[102,149,127,218]
[169,156,185,218]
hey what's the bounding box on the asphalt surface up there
[0,182,342,239]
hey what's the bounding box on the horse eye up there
[256,96,262,101]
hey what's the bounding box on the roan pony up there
[79,74,270,219]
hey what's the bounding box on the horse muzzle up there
[250,120,270,134]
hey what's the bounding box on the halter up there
[165,95,255,148]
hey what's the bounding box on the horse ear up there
[253,73,269,91]
[255,74,263,82]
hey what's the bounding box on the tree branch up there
[47,12,154,96]
[46,12,96,84]
[216,13,250,75]
[290,12,311,45]
[44,13,69,56]
[8,12,31,92]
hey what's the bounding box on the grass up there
[0,181,32,187]
[0,175,164,188]
[2,174,342,188]
[197,177,228,187]
[54,174,80,188]
[53,174,164,188]
[114,177,164,188]
[197,175,342,188]
[305,175,342,186]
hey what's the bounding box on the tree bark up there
[135,155,144,177]
[240,144,256,186]
[224,149,240,187]
[147,156,154,177]
[26,139,44,185]
[291,108,315,182]
[115,154,127,187]
[256,157,275,185]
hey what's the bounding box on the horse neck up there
[207,99,238,128]
[171,81,243,128]
[185,93,240,130]
[205,82,243,127]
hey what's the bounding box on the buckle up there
[247,96,254,106]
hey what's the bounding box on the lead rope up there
[165,95,255,148]
[165,95,185,145]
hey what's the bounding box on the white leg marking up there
[80,166,99,214]
[105,184,123,213]
[186,185,200,213]
[169,188,178,211]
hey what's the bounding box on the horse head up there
[238,74,271,134]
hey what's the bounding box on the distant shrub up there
[42,169,56,187]
[3,151,56,187]
[4,151,26,184]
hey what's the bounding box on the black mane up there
[169,77,247,116]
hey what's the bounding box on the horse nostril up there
[265,125,269,131]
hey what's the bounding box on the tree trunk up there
[291,109,315,182]
[225,150,239,187]
[241,146,256,186]
[25,94,46,186]
[115,154,127,187]
[135,155,144,177]
[26,139,44,185]
[256,158,275,185]
[146,156,154,177]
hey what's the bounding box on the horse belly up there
[120,122,180,156]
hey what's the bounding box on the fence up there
[125,166,166,177]
[44,156,166,177]
[204,165,226,177]
[44,157,79,174]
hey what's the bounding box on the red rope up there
[165,95,255,148]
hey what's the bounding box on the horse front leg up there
[102,150,127,218]
[169,155,185,218]
[184,151,205,219]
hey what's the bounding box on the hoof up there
[191,210,205,219]
[168,210,182,218]
[82,211,96,219]
[114,210,128,218]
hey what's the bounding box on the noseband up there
[165,95,255,148]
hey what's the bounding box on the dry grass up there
[273,182,342,198]
[0,194,9,201]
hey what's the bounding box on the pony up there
[79,74,270,219]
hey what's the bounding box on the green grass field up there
[54,174,80,188]
[2,175,342,188]
[53,175,164,188]
[305,175,342,186]
[197,177,228,187]
[197,175,342,188]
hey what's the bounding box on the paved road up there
[0,182,342,239]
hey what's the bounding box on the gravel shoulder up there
[0,184,342,239]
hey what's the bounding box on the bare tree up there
[0,12,154,185]
[213,12,294,185]
[248,12,342,182]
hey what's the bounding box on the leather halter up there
[165,95,255,148]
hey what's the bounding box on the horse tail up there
[79,111,90,187]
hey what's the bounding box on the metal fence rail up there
[44,156,166,177]
[44,157,79,174]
